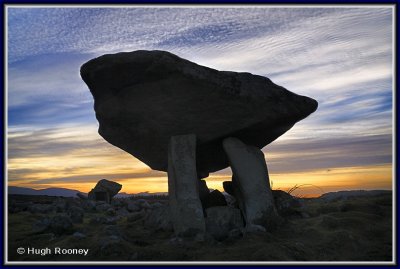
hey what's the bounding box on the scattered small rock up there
[28,204,55,214]
[103,225,121,236]
[106,208,116,216]
[116,208,129,217]
[32,218,51,233]
[50,214,74,235]
[127,201,141,212]
[96,202,112,212]
[53,198,67,212]
[151,202,164,209]
[99,236,126,257]
[129,252,139,261]
[228,228,243,239]
[140,200,152,209]
[73,232,86,239]
[127,210,146,222]
[82,200,96,211]
[89,216,108,225]
[205,206,244,241]
[68,206,84,223]
[76,193,88,200]
[111,199,122,207]
[144,206,173,231]
[105,217,118,225]
[243,224,266,234]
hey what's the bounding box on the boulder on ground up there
[272,190,303,217]
[205,206,244,241]
[88,179,122,203]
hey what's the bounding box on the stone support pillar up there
[168,134,206,237]
[222,137,281,230]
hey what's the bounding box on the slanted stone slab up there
[222,137,281,230]
[88,179,122,203]
[168,134,205,237]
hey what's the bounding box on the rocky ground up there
[7,191,392,262]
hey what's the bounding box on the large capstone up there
[80,50,318,176]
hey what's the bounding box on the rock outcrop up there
[80,50,318,176]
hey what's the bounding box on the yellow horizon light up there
[9,164,392,198]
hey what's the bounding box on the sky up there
[6,6,393,197]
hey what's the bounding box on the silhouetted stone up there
[88,179,122,203]
[81,50,318,238]
[198,180,210,205]
[223,181,234,196]
[205,206,244,241]
[168,134,205,237]
[223,137,281,230]
[81,50,318,176]
[202,190,227,210]
[272,190,303,217]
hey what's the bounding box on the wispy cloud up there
[6,6,393,194]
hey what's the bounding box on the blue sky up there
[6,6,393,195]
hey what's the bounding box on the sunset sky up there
[6,6,393,197]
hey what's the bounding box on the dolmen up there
[88,179,122,204]
[81,50,318,238]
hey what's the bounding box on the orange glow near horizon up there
[9,164,392,198]
[7,126,393,198]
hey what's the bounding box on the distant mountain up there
[8,186,167,198]
[319,190,391,201]
[8,186,85,197]
[131,191,168,197]
[115,192,133,198]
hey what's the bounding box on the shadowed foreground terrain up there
[8,191,392,262]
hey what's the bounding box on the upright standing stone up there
[222,137,281,230]
[168,134,205,237]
